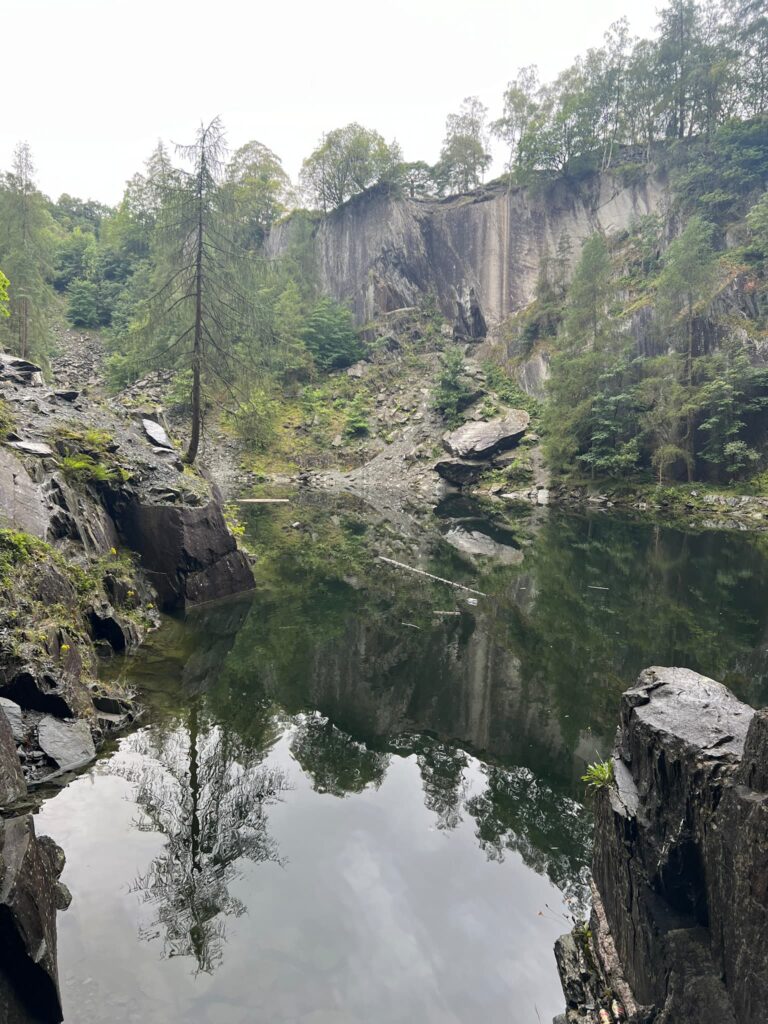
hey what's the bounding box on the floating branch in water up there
[378,556,486,597]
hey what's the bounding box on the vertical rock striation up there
[555,667,768,1023]
[269,173,664,329]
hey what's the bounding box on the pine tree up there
[136,118,260,464]
[0,143,57,358]
[656,216,720,478]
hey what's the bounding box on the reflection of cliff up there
[298,609,572,783]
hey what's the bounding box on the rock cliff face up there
[269,172,665,329]
[554,667,768,1023]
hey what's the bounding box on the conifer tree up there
[656,216,720,478]
[0,143,57,358]
[136,118,260,464]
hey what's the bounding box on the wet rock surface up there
[554,667,768,1023]
[121,499,254,609]
[0,327,255,1022]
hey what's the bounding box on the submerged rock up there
[443,526,524,565]
[442,411,529,460]
[554,666,768,1024]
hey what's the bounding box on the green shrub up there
[433,347,475,426]
[344,394,370,438]
[231,388,279,451]
[60,454,118,485]
[302,298,363,371]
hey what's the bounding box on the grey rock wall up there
[270,173,665,329]
[555,667,768,1023]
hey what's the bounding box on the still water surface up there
[37,496,768,1023]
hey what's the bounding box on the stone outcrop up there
[434,458,487,486]
[120,499,254,609]
[0,705,26,806]
[268,173,664,330]
[554,667,768,1023]
[0,815,68,1023]
[442,411,529,459]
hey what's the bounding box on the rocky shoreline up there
[553,667,768,1024]
[0,341,253,1022]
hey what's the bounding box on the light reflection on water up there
[36,496,768,1023]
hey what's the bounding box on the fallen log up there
[378,556,486,597]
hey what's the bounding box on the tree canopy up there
[300,124,401,210]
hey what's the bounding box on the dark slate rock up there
[442,410,529,460]
[434,458,486,486]
[87,600,140,653]
[37,716,95,769]
[0,815,65,1022]
[0,707,25,806]
[120,499,254,610]
[53,390,79,403]
[557,666,766,1024]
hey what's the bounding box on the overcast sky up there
[3,0,661,205]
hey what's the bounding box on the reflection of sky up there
[38,729,570,1024]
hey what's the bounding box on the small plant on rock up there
[581,758,614,790]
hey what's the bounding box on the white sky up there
[3,0,661,205]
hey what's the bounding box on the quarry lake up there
[36,495,768,1024]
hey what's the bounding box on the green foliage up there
[229,387,279,451]
[343,393,370,438]
[300,124,402,210]
[0,528,48,585]
[55,426,126,486]
[433,347,475,426]
[671,118,768,225]
[546,208,768,487]
[0,142,59,358]
[747,191,768,261]
[301,297,362,371]
[436,97,492,193]
[60,454,119,485]
[581,759,614,790]
[0,398,14,437]
[0,268,9,318]
[224,140,294,250]
[66,279,100,327]
[482,362,540,416]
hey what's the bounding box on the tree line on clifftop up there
[0,0,765,478]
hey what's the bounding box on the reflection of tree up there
[290,712,390,796]
[417,741,468,830]
[466,764,592,912]
[112,701,288,974]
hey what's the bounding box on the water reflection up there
[83,494,768,997]
[111,707,287,974]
